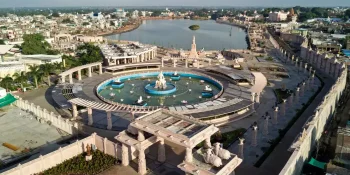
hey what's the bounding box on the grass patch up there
[38,150,115,175]
[196,128,247,149]
[254,78,324,167]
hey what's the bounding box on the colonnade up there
[161,57,212,68]
[60,63,103,84]
[108,50,157,66]
[71,102,135,130]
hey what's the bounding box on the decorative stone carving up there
[213,143,231,160]
[203,148,222,167]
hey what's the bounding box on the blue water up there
[97,72,222,107]
[105,19,248,50]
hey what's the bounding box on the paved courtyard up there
[0,107,69,163]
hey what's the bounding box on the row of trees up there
[0,62,63,91]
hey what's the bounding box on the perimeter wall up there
[277,44,347,175]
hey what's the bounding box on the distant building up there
[115,8,126,18]
[269,11,289,22]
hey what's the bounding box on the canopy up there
[308,157,326,170]
[0,93,17,108]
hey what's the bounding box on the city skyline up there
[0,0,349,8]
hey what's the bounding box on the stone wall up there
[280,32,306,46]
[278,46,347,175]
[2,133,135,175]
[13,97,78,135]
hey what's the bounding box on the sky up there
[0,0,349,8]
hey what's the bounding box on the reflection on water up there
[105,19,248,50]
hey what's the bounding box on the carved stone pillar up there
[72,103,77,119]
[251,92,255,110]
[185,59,188,68]
[185,147,193,163]
[289,93,293,106]
[173,59,176,68]
[281,99,286,116]
[251,125,258,147]
[158,139,166,162]
[87,108,93,126]
[255,92,260,103]
[99,65,103,74]
[121,144,129,166]
[205,137,212,148]
[77,70,82,81]
[69,73,73,84]
[304,63,308,74]
[263,116,269,135]
[273,106,279,124]
[161,58,164,67]
[88,67,92,77]
[107,111,112,130]
[296,87,300,102]
[238,138,244,159]
[138,130,145,141]
[138,148,147,175]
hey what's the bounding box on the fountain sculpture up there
[133,96,147,106]
[154,72,167,90]
[202,85,214,98]
[171,71,181,81]
[112,78,124,89]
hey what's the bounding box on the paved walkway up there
[257,71,333,175]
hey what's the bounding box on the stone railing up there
[13,97,78,135]
[278,46,347,175]
[2,133,132,175]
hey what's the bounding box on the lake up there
[105,19,248,50]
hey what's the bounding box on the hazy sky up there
[0,0,349,8]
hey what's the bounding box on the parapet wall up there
[13,97,78,135]
[2,133,134,175]
[278,46,347,175]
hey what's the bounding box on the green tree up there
[13,72,27,90]
[21,34,58,55]
[76,43,103,64]
[0,39,5,45]
[41,63,53,86]
[82,22,90,26]
[28,65,42,89]
[0,75,14,91]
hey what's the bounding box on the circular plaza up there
[51,40,262,131]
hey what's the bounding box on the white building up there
[269,11,289,22]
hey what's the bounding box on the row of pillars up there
[71,103,135,130]
[62,64,103,84]
[239,76,316,159]
[120,130,167,175]
[161,58,211,68]
[110,50,157,66]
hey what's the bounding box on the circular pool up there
[97,72,223,107]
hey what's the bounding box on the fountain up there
[133,96,147,106]
[112,78,124,89]
[171,71,181,81]
[145,72,177,95]
[154,72,167,89]
[202,85,214,98]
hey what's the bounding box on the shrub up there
[39,150,115,175]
